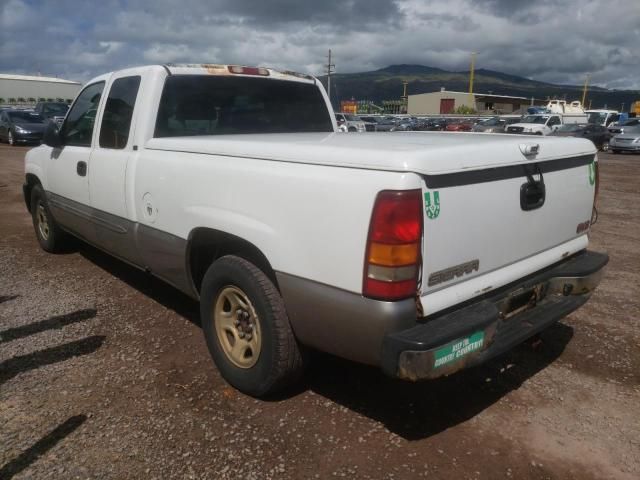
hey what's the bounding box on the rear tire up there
[200,255,305,397]
[30,184,71,253]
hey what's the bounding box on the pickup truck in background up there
[33,101,70,127]
[24,64,608,397]
[507,113,588,135]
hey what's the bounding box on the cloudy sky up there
[1,0,639,89]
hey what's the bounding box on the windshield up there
[155,75,333,137]
[43,103,69,115]
[521,115,549,124]
[8,112,45,123]
[344,114,361,121]
[480,117,502,126]
[557,124,583,132]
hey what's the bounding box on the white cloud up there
[0,0,637,90]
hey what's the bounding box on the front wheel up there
[200,255,305,397]
[600,141,610,152]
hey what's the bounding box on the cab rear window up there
[154,75,332,137]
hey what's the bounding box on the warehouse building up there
[407,88,547,115]
[0,74,82,106]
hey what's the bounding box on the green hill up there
[319,64,638,111]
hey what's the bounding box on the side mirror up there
[43,121,63,148]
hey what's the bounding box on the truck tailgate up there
[420,154,596,314]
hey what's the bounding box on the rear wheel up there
[200,255,305,397]
[30,184,71,252]
[600,141,610,152]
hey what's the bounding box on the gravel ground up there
[1,144,639,480]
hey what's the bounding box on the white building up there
[0,74,82,106]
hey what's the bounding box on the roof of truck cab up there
[84,64,317,87]
[165,64,317,83]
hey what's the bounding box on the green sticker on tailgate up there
[433,331,485,369]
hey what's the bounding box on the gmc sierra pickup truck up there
[24,64,607,397]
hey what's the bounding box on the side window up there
[99,76,141,149]
[61,82,105,147]
[548,117,560,127]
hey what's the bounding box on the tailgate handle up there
[520,165,545,211]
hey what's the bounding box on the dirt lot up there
[1,143,639,480]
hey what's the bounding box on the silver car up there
[335,113,368,132]
[610,126,640,154]
[473,115,521,133]
[608,118,640,135]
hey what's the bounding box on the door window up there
[61,82,105,147]
[548,116,560,127]
[99,76,141,149]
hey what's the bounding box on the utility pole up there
[468,52,476,95]
[401,80,408,113]
[325,49,335,105]
[581,74,590,106]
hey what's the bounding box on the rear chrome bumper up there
[380,250,608,381]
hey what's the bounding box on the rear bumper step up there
[381,250,608,381]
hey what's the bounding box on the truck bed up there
[145,131,597,175]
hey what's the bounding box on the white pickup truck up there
[24,64,608,396]
[506,113,588,136]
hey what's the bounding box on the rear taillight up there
[363,190,423,301]
[591,160,600,228]
[594,160,600,206]
[227,65,270,76]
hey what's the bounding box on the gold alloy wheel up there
[37,203,50,240]
[214,285,262,368]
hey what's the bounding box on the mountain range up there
[319,64,639,111]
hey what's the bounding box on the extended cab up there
[24,64,607,396]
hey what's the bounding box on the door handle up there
[76,161,87,177]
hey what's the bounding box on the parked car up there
[420,117,449,131]
[0,110,47,145]
[335,113,369,132]
[586,110,620,127]
[610,126,640,154]
[360,116,395,132]
[445,119,474,132]
[390,117,417,131]
[25,64,607,397]
[33,101,69,127]
[609,118,640,135]
[549,123,612,151]
[473,116,521,133]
